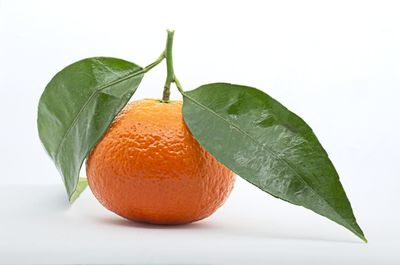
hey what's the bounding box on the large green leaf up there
[37,57,144,201]
[182,83,366,242]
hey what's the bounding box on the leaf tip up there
[68,177,88,204]
[360,235,368,244]
[353,227,367,243]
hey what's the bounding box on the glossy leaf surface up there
[182,83,366,242]
[37,57,144,201]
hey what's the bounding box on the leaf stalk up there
[143,52,165,73]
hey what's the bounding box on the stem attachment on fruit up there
[162,30,175,102]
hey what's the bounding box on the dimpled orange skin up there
[86,99,235,225]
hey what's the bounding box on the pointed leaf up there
[37,57,144,201]
[182,83,366,242]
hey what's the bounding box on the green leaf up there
[69,177,88,203]
[37,57,144,202]
[182,83,366,242]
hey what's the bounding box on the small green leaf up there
[37,57,144,202]
[182,83,366,242]
[69,177,88,203]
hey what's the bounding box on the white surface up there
[1,179,399,264]
[0,0,400,264]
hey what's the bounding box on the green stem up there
[142,52,165,73]
[162,30,175,102]
[174,77,184,94]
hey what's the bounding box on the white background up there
[0,0,399,264]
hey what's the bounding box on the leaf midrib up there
[54,66,145,164]
[183,91,355,232]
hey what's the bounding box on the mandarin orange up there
[86,99,235,224]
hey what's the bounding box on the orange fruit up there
[86,99,235,224]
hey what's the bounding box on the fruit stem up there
[162,29,175,102]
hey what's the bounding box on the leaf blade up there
[37,57,144,201]
[182,83,366,242]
